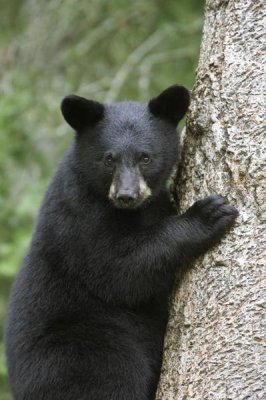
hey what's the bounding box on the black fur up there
[5,85,238,400]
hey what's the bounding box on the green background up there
[0,0,204,397]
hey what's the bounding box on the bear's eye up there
[140,153,151,165]
[104,154,115,167]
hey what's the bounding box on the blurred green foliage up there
[0,0,204,397]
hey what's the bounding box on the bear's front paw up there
[187,195,238,238]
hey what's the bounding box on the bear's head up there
[61,85,190,209]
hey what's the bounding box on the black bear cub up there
[5,85,237,400]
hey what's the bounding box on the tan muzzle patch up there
[108,181,116,201]
[139,176,151,201]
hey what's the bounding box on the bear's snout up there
[108,167,151,209]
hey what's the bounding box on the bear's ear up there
[148,85,190,126]
[61,95,104,131]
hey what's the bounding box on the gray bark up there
[157,1,265,399]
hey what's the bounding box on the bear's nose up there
[116,190,137,206]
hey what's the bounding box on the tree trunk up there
[157,1,265,399]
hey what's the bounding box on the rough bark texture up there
[157,1,265,399]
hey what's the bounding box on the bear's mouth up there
[112,196,145,209]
